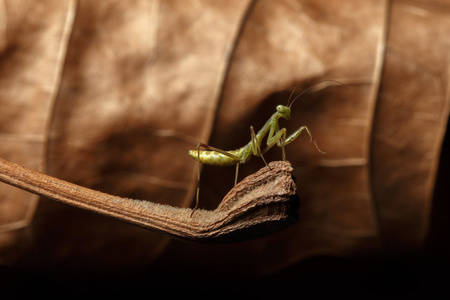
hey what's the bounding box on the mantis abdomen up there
[188,147,248,166]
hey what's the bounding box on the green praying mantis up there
[188,83,332,212]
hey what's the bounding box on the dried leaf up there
[0,0,448,281]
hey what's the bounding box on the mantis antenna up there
[287,79,346,108]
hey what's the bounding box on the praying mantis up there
[188,85,329,212]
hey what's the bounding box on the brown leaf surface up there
[0,0,449,282]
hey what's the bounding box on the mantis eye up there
[277,105,289,114]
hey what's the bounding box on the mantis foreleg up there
[261,125,325,159]
[284,126,326,154]
[262,127,288,160]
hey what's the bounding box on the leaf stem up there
[0,158,298,243]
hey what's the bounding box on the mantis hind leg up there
[191,143,242,216]
[229,126,269,193]
[195,142,242,186]
[250,126,269,167]
[233,124,269,188]
[193,143,201,214]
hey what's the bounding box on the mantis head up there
[276,105,291,120]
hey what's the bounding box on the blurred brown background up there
[0,0,449,297]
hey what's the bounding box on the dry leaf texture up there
[0,0,448,281]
